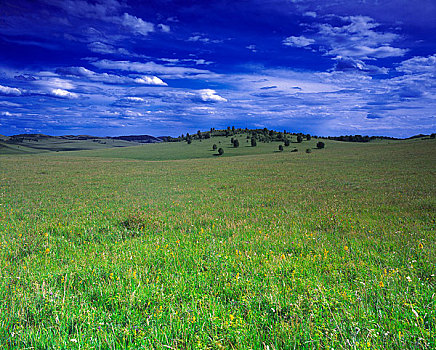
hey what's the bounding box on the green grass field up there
[0,137,435,349]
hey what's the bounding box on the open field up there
[0,138,435,349]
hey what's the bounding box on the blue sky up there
[0,0,435,137]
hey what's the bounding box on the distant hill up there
[109,135,163,143]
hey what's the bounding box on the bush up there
[306,148,312,153]
[233,139,239,148]
[291,148,298,152]
[297,135,303,143]
[218,148,224,155]
[278,145,284,151]
[306,134,311,141]
[212,144,217,151]
[284,139,290,146]
[187,139,192,144]
[316,141,325,149]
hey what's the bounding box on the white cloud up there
[91,59,216,79]
[246,45,257,52]
[122,13,154,36]
[158,24,170,33]
[1,111,22,117]
[50,88,79,99]
[0,101,22,107]
[196,89,227,102]
[304,11,317,18]
[396,54,436,75]
[283,36,315,47]
[0,84,22,96]
[124,97,146,102]
[134,75,168,86]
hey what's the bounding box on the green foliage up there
[218,147,224,155]
[278,144,283,151]
[284,139,290,147]
[306,134,311,141]
[233,139,239,148]
[212,144,217,151]
[306,148,312,153]
[317,141,325,149]
[297,135,303,143]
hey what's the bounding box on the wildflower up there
[229,314,234,321]
[45,248,50,254]
[281,254,285,260]
[379,280,384,288]
[344,245,349,251]
[109,273,114,280]
[418,243,424,249]
[406,276,412,282]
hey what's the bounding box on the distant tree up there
[197,130,202,139]
[306,134,311,141]
[187,138,192,144]
[212,144,217,151]
[218,147,224,155]
[316,141,325,149]
[205,132,211,139]
[277,132,283,140]
[232,126,235,133]
[284,139,290,147]
[233,139,239,148]
[431,133,435,139]
[231,137,234,144]
[251,138,257,147]
[297,135,303,143]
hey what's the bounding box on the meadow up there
[0,136,435,349]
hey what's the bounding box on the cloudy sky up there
[0,0,435,137]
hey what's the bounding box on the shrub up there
[291,148,298,152]
[297,135,303,143]
[187,139,192,144]
[233,139,239,148]
[284,139,290,147]
[306,148,312,153]
[218,147,224,155]
[317,141,325,149]
[278,145,284,151]
[306,134,311,141]
[212,144,217,150]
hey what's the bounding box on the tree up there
[218,147,224,155]
[284,139,290,147]
[297,135,303,143]
[317,141,325,149]
[197,130,202,139]
[187,138,192,144]
[278,145,284,152]
[306,134,311,141]
[251,138,257,147]
[212,144,217,150]
[233,139,239,148]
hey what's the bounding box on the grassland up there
[0,137,435,349]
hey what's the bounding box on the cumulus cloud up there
[333,56,388,74]
[0,84,22,96]
[396,54,436,75]
[124,97,146,102]
[134,75,168,86]
[158,24,170,33]
[121,13,154,36]
[196,89,227,103]
[50,88,79,99]
[283,36,315,47]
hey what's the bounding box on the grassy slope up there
[64,134,353,161]
[0,138,435,349]
[0,137,141,155]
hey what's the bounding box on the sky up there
[0,0,435,137]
